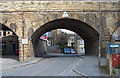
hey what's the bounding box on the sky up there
[60,29,75,34]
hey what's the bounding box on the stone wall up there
[0,1,119,62]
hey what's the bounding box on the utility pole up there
[98,0,101,67]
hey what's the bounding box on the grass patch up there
[99,65,108,69]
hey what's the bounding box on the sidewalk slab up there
[74,55,110,76]
[2,57,44,72]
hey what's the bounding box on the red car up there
[15,49,19,55]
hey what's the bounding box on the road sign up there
[110,45,119,48]
[62,11,69,17]
[22,39,28,45]
[40,34,47,41]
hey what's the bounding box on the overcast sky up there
[60,29,75,34]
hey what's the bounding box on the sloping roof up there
[0,23,11,31]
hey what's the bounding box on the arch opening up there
[31,18,99,57]
[0,23,19,61]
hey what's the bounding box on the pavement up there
[2,56,82,76]
[1,55,44,72]
[74,55,110,76]
[1,54,114,77]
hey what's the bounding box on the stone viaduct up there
[0,1,120,62]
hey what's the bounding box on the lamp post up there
[98,0,101,67]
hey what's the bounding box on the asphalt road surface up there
[2,56,82,76]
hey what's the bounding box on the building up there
[45,29,62,46]
[76,38,85,55]
[67,34,76,48]
[0,30,19,55]
[66,34,85,54]
[52,29,61,45]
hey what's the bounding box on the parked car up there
[71,49,76,54]
[64,48,71,54]
[15,49,19,55]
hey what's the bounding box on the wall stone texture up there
[0,1,119,62]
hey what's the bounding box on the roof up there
[0,23,11,31]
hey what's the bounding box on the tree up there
[56,32,68,52]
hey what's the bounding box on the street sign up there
[62,11,69,17]
[110,45,119,48]
[22,39,28,45]
[40,34,47,41]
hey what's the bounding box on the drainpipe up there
[22,13,25,61]
[98,0,101,67]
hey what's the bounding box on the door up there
[12,43,16,54]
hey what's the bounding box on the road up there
[2,56,82,76]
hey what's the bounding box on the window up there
[2,42,6,50]
[80,40,84,44]
[80,45,84,47]
[72,38,74,42]
[3,31,6,36]
[8,31,10,34]
[80,48,84,52]
[0,32,1,36]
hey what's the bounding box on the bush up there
[112,69,117,75]
[115,65,120,69]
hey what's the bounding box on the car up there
[64,48,70,54]
[15,49,19,55]
[71,49,76,54]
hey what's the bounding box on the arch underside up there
[0,23,18,36]
[32,18,99,55]
[0,23,19,57]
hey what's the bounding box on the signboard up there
[40,34,47,41]
[62,11,69,17]
[22,39,28,45]
[110,45,119,48]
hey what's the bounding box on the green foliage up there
[112,69,117,75]
[56,32,68,52]
[65,46,72,48]
[115,65,120,69]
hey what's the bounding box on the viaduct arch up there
[31,18,99,56]
[0,1,119,62]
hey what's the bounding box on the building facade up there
[0,30,19,55]
[67,34,76,48]
[76,39,85,55]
